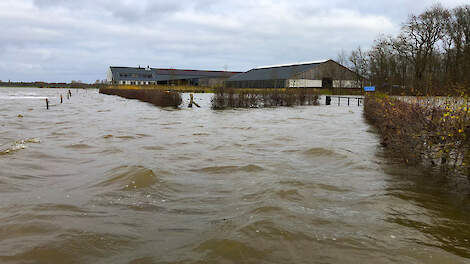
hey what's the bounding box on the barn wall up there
[225,79,288,88]
[224,60,362,89]
[198,77,227,87]
[333,80,361,88]
[293,60,358,80]
[288,79,322,88]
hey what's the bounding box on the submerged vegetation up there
[364,94,470,178]
[100,88,182,108]
[211,88,319,109]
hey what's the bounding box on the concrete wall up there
[107,68,113,84]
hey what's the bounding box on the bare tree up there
[355,4,470,95]
[400,5,450,91]
[334,49,349,93]
[349,46,369,88]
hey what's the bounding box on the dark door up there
[322,78,333,88]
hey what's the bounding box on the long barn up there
[225,59,360,89]
[107,66,241,87]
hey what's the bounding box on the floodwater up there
[1,88,469,264]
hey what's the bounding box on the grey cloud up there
[33,0,185,21]
[104,1,184,22]
[1,0,468,82]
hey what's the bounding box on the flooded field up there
[1,88,469,264]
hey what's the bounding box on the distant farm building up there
[225,60,360,89]
[107,66,241,87]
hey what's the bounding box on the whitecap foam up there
[0,138,40,155]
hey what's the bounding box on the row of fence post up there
[325,96,362,106]
[46,90,72,110]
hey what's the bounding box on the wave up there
[88,148,123,155]
[193,132,210,136]
[192,164,264,174]
[64,143,92,149]
[116,136,135,139]
[0,230,136,264]
[142,146,166,151]
[250,206,284,214]
[278,179,305,187]
[194,238,267,261]
[241,188,273,201]
[94,165,158,191]
[0,138,41,155]
[275,189,304,202]
[135,133,151,138]
[238,219,314,241]
[303,147,347,159]
[0,96,49,100]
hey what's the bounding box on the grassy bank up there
[364,94,470,177]
[99,88,182,108]
[211,87,319,109]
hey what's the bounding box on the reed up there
[211,88,319,109]
[100,88,182,108]
[364,93,470,177]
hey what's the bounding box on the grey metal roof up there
[227,60,330,81]
[109,67,240,82]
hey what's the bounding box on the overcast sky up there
[0,0,467,82]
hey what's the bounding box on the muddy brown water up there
[1,88,469,264]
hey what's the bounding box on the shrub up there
[364,94,470,177]
[211,88,319,109]
[99,88,182,108]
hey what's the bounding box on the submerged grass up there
[364,94,470,178]
[211,87,319,109]
[100,88,182,108]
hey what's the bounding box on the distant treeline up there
[0,81,104,89]
[345,4,470,95]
